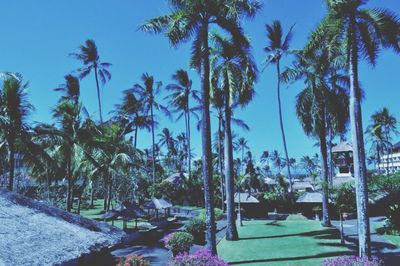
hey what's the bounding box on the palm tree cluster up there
[1,0,399,260]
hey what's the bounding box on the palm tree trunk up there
[224,79,239,241]
[90,180,95,207]
[134,126,138,149]
[107,176,112,211]
[340,211,345,245]
[218,115,225,212]
[200,20,217,255]
[7,137,15,191]
[276,61,292,192]
[94,66,103,123]
[319,108,331,227]
[150,102,156,186]
[349,18,371,258]
[186,103,192,179]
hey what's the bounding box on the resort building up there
[332,141,354,178]
[377,141,400,174]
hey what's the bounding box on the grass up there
[217,219,352,266]
[372,220,400,248]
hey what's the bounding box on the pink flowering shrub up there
[116,254,150,266]
[163,232,194,257]
[322,256,384,266]
[169,249,229,266]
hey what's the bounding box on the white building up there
[378,142,400,174]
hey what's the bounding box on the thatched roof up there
[163,172,188,186]
[142,198,173,210]
[0,189,126,266]
[332,176,354,187]
[292,181,314,191]
[120,202,147,220]
[332,142,353,153]
[264,177,278,185]
[102,210,120,221]
[232,193,259,204]
[296,192,323,203]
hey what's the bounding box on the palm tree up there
[366,107,398,175]
[71,39,111,122]
[129,73,168,186]
[116,90,153,149]
[54,74,80,104]
[306,0,400,257]
[165,70,199,178]
[0,76,33,191]
[263,20,295,192]
[271,150,283,174]
[211,33,257,239]
[142,0,262,254]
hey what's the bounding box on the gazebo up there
[230,193,261,218]
[142,197,173,219]
[332,141,354,177]
[120,202,147,230]
[101,210,120,226]
[296,192,327,219]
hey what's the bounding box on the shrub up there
[169,249,229,266]
[322,255,384,266]
[164,232,194,257]
[198,208,224,221]
[185,218,206,235]
[117,254,150,266]
[387,204,400,233]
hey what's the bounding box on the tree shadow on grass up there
[264,221,285,227]
[239,228,338,241]
[228,251,355,265]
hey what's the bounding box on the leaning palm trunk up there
[276,61,292,192]
[200,22,217,255]
[94,66,103,123]
[319,108,331,227]
[349,19,371,258]
[224,80,238,241]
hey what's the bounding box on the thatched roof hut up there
[296,192,323,203]
[0,189,126,266]
[332,142,353,153]
[143,197,173,210]
[233,193,259,204]
[292,181,314,192]
[163,172,188,186]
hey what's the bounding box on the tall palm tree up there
[71,39,111,122]
[0,76,33,191]
[211,33,257,238]
[129,73,168,185]
[142,0,261,253]
[263,20,295,192]
[116,90,153,149]
[367,107,398,175]
[54,74,80,104]
[306,0,400,257]
[165,70,199,178]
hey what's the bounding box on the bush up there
[198,208,224,221]
[185,218,206,244]
[169,249,229,266]
[322,255,384,266]
[164,232,194,257]
[117,254,150,266]
[387,204,400,234]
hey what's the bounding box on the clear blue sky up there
[0,0,399,166]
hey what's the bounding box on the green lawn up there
[217,219,352,266]
[372,221,400,248]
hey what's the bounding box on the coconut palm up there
[165,70,199,178]
[54,74,80,104]
[142,0,262,253]
[210,33,257,239]
[306,0,400,257]
[263,20,295,192]
[71,39,111,122]
[0,76,33,191]
[367,108,397,175]
[128,73,168,186]
[116,90,153,149]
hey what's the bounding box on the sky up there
[0,0,400,169]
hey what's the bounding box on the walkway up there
[332,217,400,266]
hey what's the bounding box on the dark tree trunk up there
[218,115,225,212]
[150,102,156,186]
[276,61,292,192]
[319,108,331,227]
[134,126,138,149]
[107,176,112,211]
[224,77,239,241]
[90,180,95,207]
[200,21,217,255]
[7,137,15,191]
[94,66,103,123]
[186,101,192,179]
[340,211,345,245]
[103,179,108,211]
[349,18,371,258]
